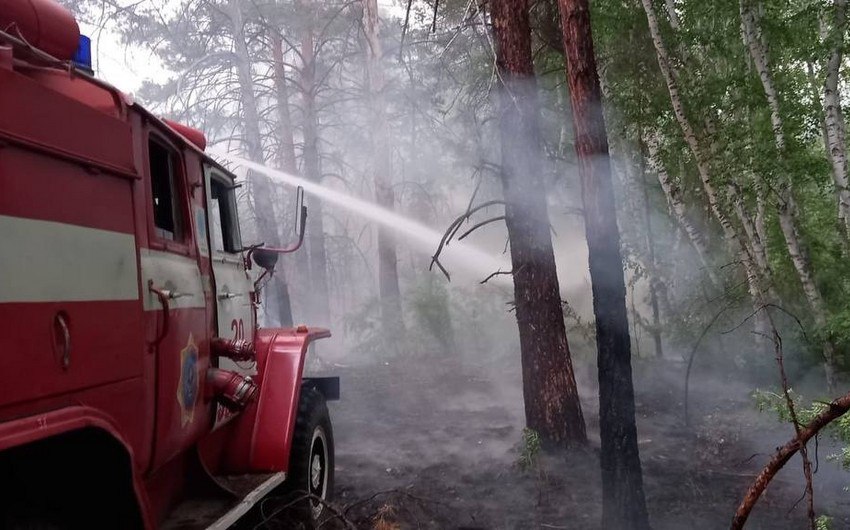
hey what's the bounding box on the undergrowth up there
[753,389,850,469]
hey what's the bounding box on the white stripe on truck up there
[140,248,207,311]
[0,215,139,303]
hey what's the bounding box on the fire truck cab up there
[0,1,336,528]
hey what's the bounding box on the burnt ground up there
[302,354,849,530]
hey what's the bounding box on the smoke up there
[213,151,513,286]
[75,0,850,524]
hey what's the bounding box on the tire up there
[284,386,335,527]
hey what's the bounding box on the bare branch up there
[480,268,513,284]
[457,215,506,241]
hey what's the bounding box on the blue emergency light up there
[71,34,94,75]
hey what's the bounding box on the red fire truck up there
[0,1,338,527]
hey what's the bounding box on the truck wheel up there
[285,386,334,526]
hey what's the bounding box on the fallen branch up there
[254,492,356,530]
[730,390,850,530]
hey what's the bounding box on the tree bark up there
[557,0,650,527]
[362,0,404,335]
[664,0,681,31]
[729,183,770,278]
[822,0,850,238]
[740,0,838,386]
[730,390,850,530]
[298,4,331,326]
[490,0,586,446]
[272,34,298,175]
[638,155,664,358]
[271,32,310,325]
[641,0,770,341]
[228,0,293,327]
[644,132,719,287]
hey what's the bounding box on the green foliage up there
[407,275,456,355]
[517,428,542,472]
[753,389,850,469]
[816,515,834,530]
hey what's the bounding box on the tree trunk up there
[598,74,670,351]
[271,32,311,325]
[822,0,850,238]
[272,34,298,175]
[729,183,770,277]
[298,5,331,327]
[640,0,771,342]
[362,0,404,335]
[740,0,838,386]
[557,0,650,527]
[228,0,293,327]
[489,0,586,446]
[644,132,719,287]
[638,155,664,358]
[664,0,681,31]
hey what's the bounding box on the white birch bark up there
[740,0,838,386]
[645,133,719,287]
[640,0,771,341]
[728,183,770,276]
[823,0,850,236]
[664,0,681,31]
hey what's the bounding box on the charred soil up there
[265,355,850,529]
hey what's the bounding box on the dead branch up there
[458,215,506,240]
[684,300,735,425]
[480,266,518,285]
[430,0,440,32]
[430,199,505,279]
[769,328,816,529]
[255,492,356,530]
[730,390,850,530]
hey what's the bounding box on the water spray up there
[210,151,513,285]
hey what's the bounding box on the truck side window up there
[149,138,182,241]
[209,174,241,253]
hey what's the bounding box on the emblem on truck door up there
[177,334,199,427]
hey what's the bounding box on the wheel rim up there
[308,426,329,519]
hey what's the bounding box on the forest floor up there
[306,353,849,530]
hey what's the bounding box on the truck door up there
[204,165,255,343]
[142,134,210,469]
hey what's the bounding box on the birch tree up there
[639,0,772,341]
[739,0,839,386]
[822,0,850,239]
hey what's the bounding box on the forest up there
[66,0,850,527]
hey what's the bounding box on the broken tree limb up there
[730,390,850,530]
[458,215,506,241]
[430,199,505,279]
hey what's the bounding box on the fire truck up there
[0,1,338,527]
